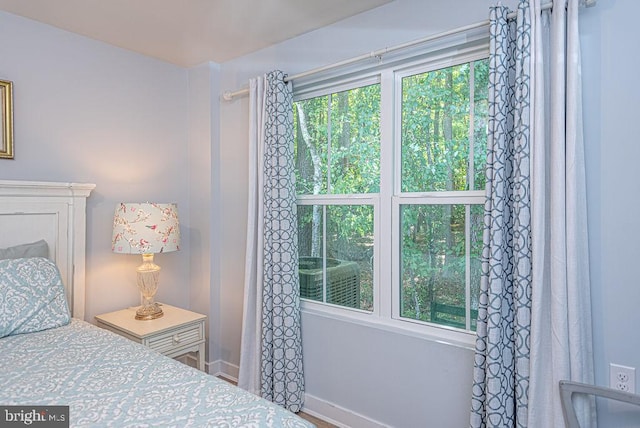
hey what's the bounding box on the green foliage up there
[401,60,489,193]
[294,84,380,196]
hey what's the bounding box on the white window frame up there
[297,195,379,315]
[390,193,485,329]
[294,30,489,349]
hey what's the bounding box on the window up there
[294,38,489,336]
[396,60,488,331]
[294,83,380,312]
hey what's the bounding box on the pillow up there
[0,240,49,260]
[0,257,70,338]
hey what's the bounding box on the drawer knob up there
[172,334,181,344]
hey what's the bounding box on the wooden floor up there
[298,411,337,427]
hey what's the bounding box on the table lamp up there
[112,202,180,320]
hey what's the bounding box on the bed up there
[0,180,314,428]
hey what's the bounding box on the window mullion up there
[468,61,475,191]
[466,62,475,329]
[327,95,332,193]
[465,204,471,330]
[322,205,327,303]
[378,69,394,319]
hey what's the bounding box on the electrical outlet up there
[610,363,636,393]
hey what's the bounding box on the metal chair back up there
[559,380,640,428]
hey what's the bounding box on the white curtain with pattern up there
[238,71,305,413]
[471,1,595,427]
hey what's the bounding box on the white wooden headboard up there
[0,180,95,320]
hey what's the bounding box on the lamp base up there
[135,302,164,320]
[135,253,163,321]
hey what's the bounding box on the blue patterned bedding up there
[0,319,314,427]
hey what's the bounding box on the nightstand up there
[95,304,207,372]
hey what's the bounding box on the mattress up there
[0,319,314,427]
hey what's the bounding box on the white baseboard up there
[209,359,239,382]
[176,355,238,383]
[302,393,389,428]
[212,361,386,427]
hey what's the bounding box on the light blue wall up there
[186,62,222,364]
[581,0,640,424]
[0,11,192,322]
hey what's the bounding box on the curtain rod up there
[222,0,595,101]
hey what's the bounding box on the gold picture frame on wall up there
[0,80,13,159]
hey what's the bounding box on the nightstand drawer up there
[146,322,204,354]
[95,304,207,371]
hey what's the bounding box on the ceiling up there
[0,0,393,67]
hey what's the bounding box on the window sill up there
[300,299,477,351]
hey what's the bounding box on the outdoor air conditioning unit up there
[299,257,360,309]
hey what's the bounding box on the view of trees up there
[293,58,489,330]
[399,60,488,329]
[401,61,488,193]
[294,85,379,311]
[294,84,380,196]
